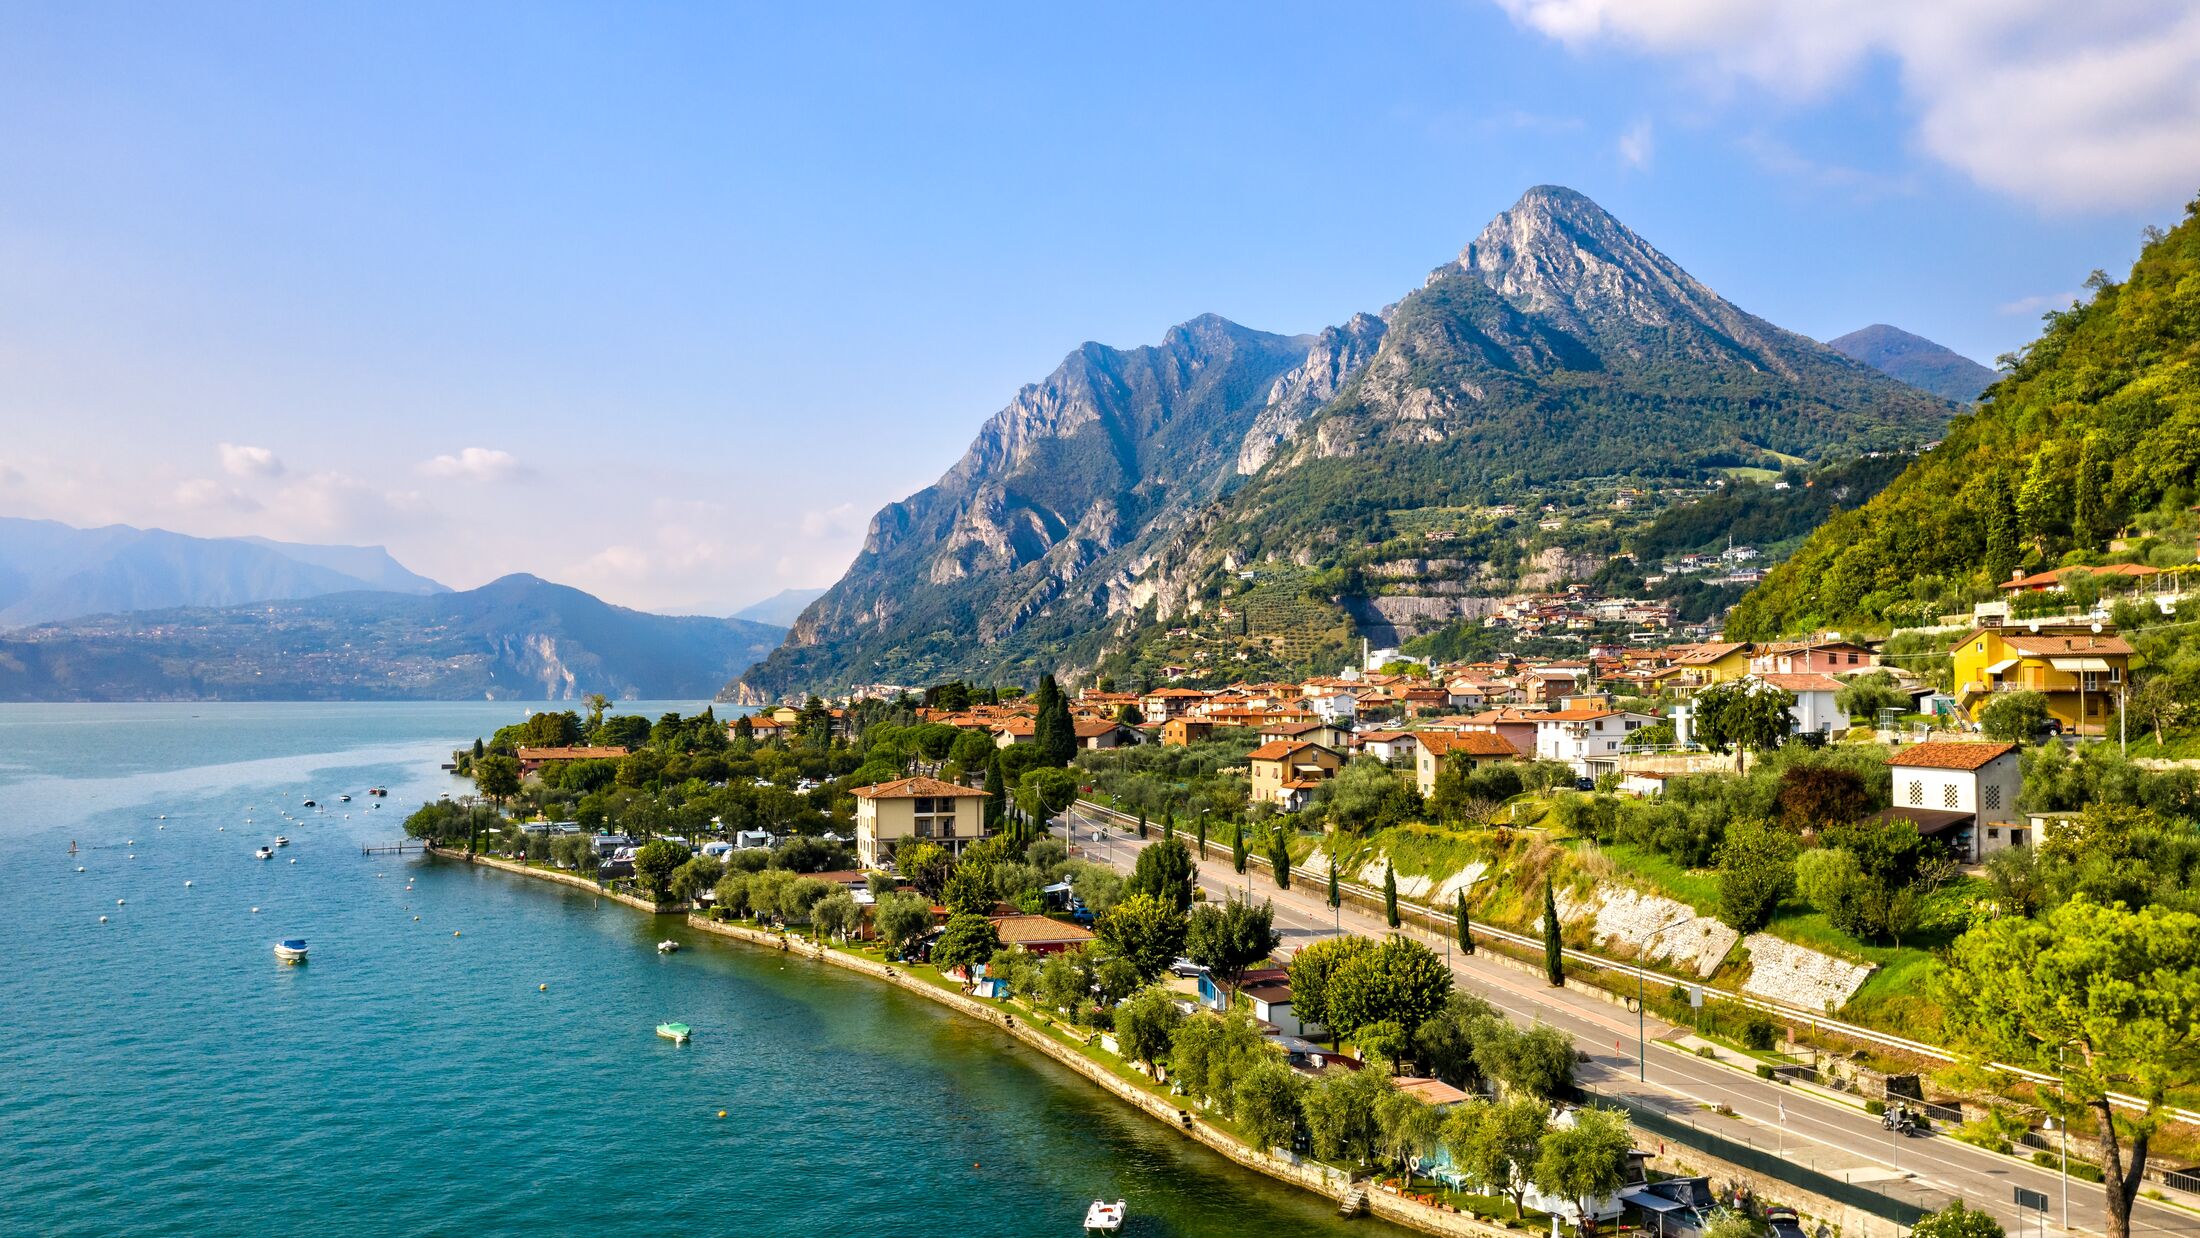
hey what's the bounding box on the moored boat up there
[1083,1200,1126,1233]
[254,846,274,860]
[274,835,289,847]
[657,939,679,954]
[655,1022,691,1044]
[273,939,309,964]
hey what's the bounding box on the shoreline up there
[429,845,1506,1238]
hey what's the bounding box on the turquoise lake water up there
[0,702,1408,1237]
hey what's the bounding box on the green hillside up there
[1730,198,2200,637]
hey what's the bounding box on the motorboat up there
[368,787,388,797]
[255,846,274,860]
[339,794,352,802]
[302,799,316,809]
[657,940,680,954]
[274,836,290,847]
[273,939,309,964]
[1083,1200,1126,1233]
[656,1022,691,1044]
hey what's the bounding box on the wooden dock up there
[361,840,425,856]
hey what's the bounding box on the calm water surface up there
[0,703,1406,1237]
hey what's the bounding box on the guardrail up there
[1070,797,2200,1129]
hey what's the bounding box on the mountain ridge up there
[1827,323,1997,403]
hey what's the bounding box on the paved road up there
[1057,808,2198,1238]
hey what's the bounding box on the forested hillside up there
[1730,198,2200,637]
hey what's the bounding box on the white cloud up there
[0,459,23,488]
[1997,290,2087,316]
[1490,0,2200,211]
[1617,117,1655,170]
[798,502,861,540]
[217,443,284,478]
[1736,132,1918,202]
[172,477,262,513]
[418,446,524,482]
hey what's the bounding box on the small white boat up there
[657,940,680,954]
[255,847,274,860]
[273,939,309,964]
[1084,1200,1126,1233]
[656,1021,691,1043]
[274,836,289,847]
[339,794,352,802]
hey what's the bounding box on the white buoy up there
[218,826,225,831]
[127,839,135,846]
[75,866,85,873]
[128,854,135,859]
[99,915,108,923]
[158,815,166,820]
[116,898,125,906]
[184,881,193,888]
[158,825,165,830]
[289,858,297,864]
[251,906,260,913]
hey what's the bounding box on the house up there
[1139,687,1211,721]
[1258,719,1353,751]
[1669,641,1754,686]
[1306,690,1359,723]
[990,716,1038,747]
[741,715,791,743]
[1392,1076,1471,1108]
[1881,741,2023,862]
[1751,672,1847,737]
[1412,731,1522,797]
[1456,707,1543,755]
[1999,563,2161,593]
[1073,718,1142,749]
[987,913,1095,955]
[1355,729,1417,765]
[1160,718,1215,746]
[1749,640,1877,675]
[1950,624,2133,734]
[1532,708,1660,779]
[1247,741,1343,810]
[733,829,775,850]
[851,775,992,868]
[513,745,630,774]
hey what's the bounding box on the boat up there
[273,939,309,964]
[254,846,274,860]
[1083,1200,1126,1233]
[302,799,316,809]
[339,794,352,802]
[657,940,680,954]
[655,1022,691,1044]
[274,835,289,847]
[368,787,387,797]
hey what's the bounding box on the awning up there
[2048,657,2113,672]
[1982,657,2022,676]
[1620,1191,1687,1215]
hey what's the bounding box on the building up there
[851,776,992,868]
[1160,718,1215,746]
[1139,687,1211,721]
[1751,672,1847,737]
[1247,740,1343,811]
[988,913,1095,955]
[1668,641,1754,687]
[1533,708,1661,779]
[1258,719,1353,751]
[1749,640,1877,676]
[1999,563,2161,593]
[1950,624,2132,734]
[1881,742,2022,862]
[513,745,630,774]
[1072,718,1142,749]
[1354,729,1417,765]
[1412,731,1522,797]
[990,716,1037,747]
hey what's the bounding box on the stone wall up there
[1557,886,1738,980]
[1739,935,1875,1012]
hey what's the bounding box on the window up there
[1908,779,1924,805]
[1983,784,2002,812]
[1847,653,1858,665]
[1943,783,1959,808]
[2011,829,2027,846]
[1987,828,2000,840]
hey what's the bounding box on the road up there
[1056,806,2198,1238]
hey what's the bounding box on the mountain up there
[732,587,828,627]
[0,518,445,628]
[1730,199,2200,638]
[1827,324,1997,403]
[734,186,1957,699]
[0,574,785,701]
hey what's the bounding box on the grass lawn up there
[1593,842,1721,913]
[2118,730,2200,759]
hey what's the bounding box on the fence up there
[1598,1092,1936,1227]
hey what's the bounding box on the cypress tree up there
[1456,888,1474,955]
[983,753,1006,828]
[1136,810,1149,839]
[1161,811,1175,842]
[1383,864,1399,928]
[1327,861,1340,910]
[1269,831,1291,890]
[1032,673,1076,767]
[1543,876,1564,986]
[1231,820,1247,874]
[1195,814,1208,859]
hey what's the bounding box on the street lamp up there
[1637,916,1694,1082]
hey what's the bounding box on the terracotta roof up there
[1241,980,1293,1004]
[1888,741,2016,771]
[1248,740,1332,761]
[849,775,987,800]
[1676,642,1750,665]
[1073,718,1128,738]
[2001,563,2161,590]
[1416,731,1520,757]
[1394,1076,1472,1106]
[1144,687,1211,698]
[1355,730,1412,742]
[1537,707,1622,722]
[2000,634,2135,657]
[988,914,1094,945]
[1264,720,1330,736]
[1755,673,1845,693]
[514,746,630,760]
[991,717,1037,735]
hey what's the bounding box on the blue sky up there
[1,2,2194,613]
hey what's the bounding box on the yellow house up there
[851,775,991,869]
[1950,624,2133,734]
[1247,740,1342,811]
[1667,641,1754,689]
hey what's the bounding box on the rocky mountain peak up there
[1449,184,1710,330]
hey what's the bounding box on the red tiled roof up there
[988,914,1094,945]
[2000,634,2135,657]
[1073,718,1128,738]
[1888,741,2016,771]
[514,746,630,760]
[1248,739,1333,761]
[1755,673,1845,693]
[2000,563,2160,590]
[850,775,987,800]
[1415,731,1520,757]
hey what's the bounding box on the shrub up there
[1864,1099,1886,1115]
[1736,1009,1781,1051]
[1754,1064,1776,1079]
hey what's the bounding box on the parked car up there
[1169,958,1207,979]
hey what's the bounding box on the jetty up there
[360,840,426,856]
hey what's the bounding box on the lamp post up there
[1638,916,1694,1082]
[2058,1043,2071,1230]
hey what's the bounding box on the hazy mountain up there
[0,518,444,628]
[733,186,1956,699]
[1827,323,1997,403]
[0,574,785,701]
[731,587,828,627]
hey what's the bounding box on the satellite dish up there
[2029,620,2041,633]
[2092,622,2104,634]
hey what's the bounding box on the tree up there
[1533,1107,1633,1237]
[1716,820,1798,933]
[583,692,610,731]
[1478,1021,1577,1101]
[668,854,724,904]
[1136,810,1149,839]
[941,867,994,916]
[1232,820,1248,873]
[1328,937,1453,1038]
[1936,898,2200,1238]
[874,891,934,955]
[1446,1097,1548,1216]
[931,912,1001,976]
[1357,1019,1412,1071]
[1033,673,1076,767]
[1017,766,1080,830]
[1835,670,1907,723]
[983,754,1007,829]
[1693,679,1796,772]
[1161,811,1175,843]
[812,890,860,940]
[472,754,521,809]
[897,841,956,899]
[2129,673,2189,747]
[1114,985,1185,1071]
[1414,992,1504,1091]
[1303,1067,1393,1165]
[1911,1201,2006,1238]
[1126,837,1195,913]
[1268,830,1292,890]
[633,839,689,899]
[1234,1060,1308,1152]
[1543,876,1565,986]
[1375,1088,1445,1173]
[1195,814,1209,859]
[1982,690,2053,742]
[1777,763,1874,831]
[1186,897,1282,1001]
[1094,892,1189,982]
[1328,861,1341,912]
[1456,888,1474,954]
[1289,934,1375,1039]
[1384,864,1400,928]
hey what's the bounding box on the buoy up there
[116,898,125,906]
[718,1110,727,1119]
[99,915,108,923]
[184,881,193,888]
[539,983,547,991]
[414,916,420,921]
[218,826,225,831]
[159,825,165,830]
[289,858,297,864]
[128,854,135,859]
[252,906,260,913]
[75,866,85,873]
[453,930,461,937]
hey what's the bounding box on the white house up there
[1752,672,1845,737]
[1533,707,1660,779]
[1883,742,2022,862]
[1308,690,1359,723]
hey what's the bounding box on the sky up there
[1,1,2195,616]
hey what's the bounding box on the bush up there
[1865,1099,1886,1115]
[1736,1009,1781,1051]
[2033,1151,2105,1182]
[1754,1063,1776,1079]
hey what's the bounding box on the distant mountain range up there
[1826,324,1998,403]
[0,574,786,701]
[0,518,445,628]
[733,185,1956,700]
[731,587,828,627]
